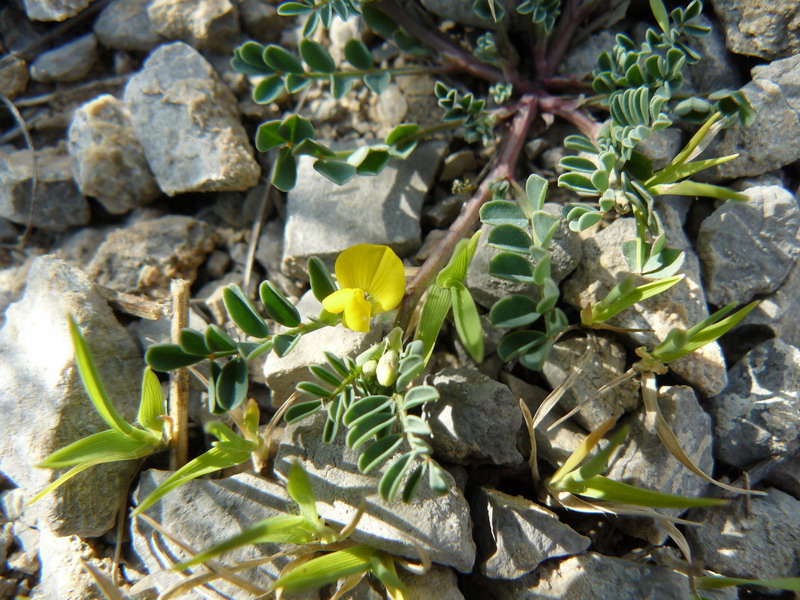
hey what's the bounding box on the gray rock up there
[374,84,408,127]
[282,141,447,280]
[709,0,800,59]
[147,0,239,52]
[55,226,111,269]
[399,565,464,600]
[709,338,800,469]
[697,185,800,306]
[503,373,585,468]
[439,150,477,181]
[30,33,98,82]
[0,257,35,328]
[254,218,284,276]
[68,94,160,214]
[264,291,381,405]
[684,15,742,94]
[239,0,282,43]
[480,552,695,599]
[466,203,581,309]
[767,455,800,499]
[87,215,216,296]
[22,0,95,21]
[0,256,143,537]
[542,335,639,432]
[559,30,617,77]
[0,145,90,230]
[562,208,727,396]
[94,0,165,52]
[424,368,522,466]
[275,413,476,573]
[606,386,714,544]
[419,0,507,28]
[473,487,590,579]
[0,55,29,99]
[38,529,110,600]
[636,128,682,171]
[133,470,318,600]
[704,54,800,180]
[0,523,11,565]
[738,262,800,354]
[687,488,800,579]
[422,194,464,229]
[124,42,260,196]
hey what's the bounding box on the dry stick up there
[542,0,600,78]
[243,185,272,297]
[394,93,540,330]
[169,279,191,470]
[12,74,130,108]
[0,94,37,249]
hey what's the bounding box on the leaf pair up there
[31,318,166,504]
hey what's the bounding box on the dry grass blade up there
[550,416,617,484]
[137,513,269,597]
[81,561,127,600]
[392,537,431,575]
[640,373,764,496]
[547,368,637,432]
[519,398,539,482]
[0,93,36,248]
[531,335,595,431]
[330,573,367,600]
[336,501,366,540]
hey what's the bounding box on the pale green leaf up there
[565,474,726,508]
[287,462,318,523]
[448,281,483,363]
[275,545,377,593]
[138,367,165,436]
[38,429,154,469]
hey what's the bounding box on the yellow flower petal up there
[334,244,405,314]
[321,288,371,332]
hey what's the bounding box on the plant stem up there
[544,0,599,77]
[169,279,191,470]
[395,93,540,330]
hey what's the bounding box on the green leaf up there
[132,443,252,516]
[395,353,424,391]
[278,1,312,15]
[588,275,684,324]
[285,73,311,93]
[284,399,323,423]
[524,173,548,213]
[272,332,299,358]
[343,395,393,427]
[263,44,305,74]
[272,147,297,192]
[146,343,205,371]
[536,277,559,313]
[253,75,284,104]
[37,429,153,469]
[480,200,528,228]
[401,464,426,503]
[498,330,548,362]
[259,281,301,327]
[358,434,404,473]
[308,256,337,301]
[428,462,449,495]
[354,148,390,175]
[297,381,334,399]
[385,123,419,146]
[179,328,208,355]
[205,325,237,353]
[489,252,536,283]
[649,0,670,33]
[564,474,726,508]
[314,159,356,185]
[489,295,540,328]
[138,368,165,436]
[223,284,270,339]
[346,412,395,449]
[364,71,391,94]
[487,224,532,253]
[237,42,268,68]
[215,357,249,411]
[68,318,133,435]
[344,39,373,69]
[175,515,313,570]
[294,138,336,158]
[287,462,318,522]
[403,385,439,410]
[330,73,357,99]
[255,120,284,152]
[379,453,414,501]
[276,545,377,593]
[279,114,315,145]
[696,576,800,593]
[308,365,341,388]
[299,39,335,73]
[449,281,483,363]
[649,180,748,202]
[414,284,451,363]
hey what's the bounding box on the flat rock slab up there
[30,33,98,82]
[473,488,590,579]
[709,338,800,469]
[710,0,800,60]
[132,470,318,600]
[87,215,215,296]
[0,256,142,537]
[697,185,800,306]
[282,141,447,280]
[68,94,159,214]
[124,41,260,196]
[275,413,476,573]
[562,208,727,396]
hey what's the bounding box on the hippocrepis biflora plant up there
[32,0,800,596]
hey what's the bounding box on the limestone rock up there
[697,185,800,306]
[124,42,260,196]
[473,488,590,579]
[147,0,239,51]
[0,256,142,537]
[38,529,111,600]
[275,413,476,573]
[282,141,447,280]
[709,338,800,469]
[710,0,800,59]
[0,146,90,230]
[23,0,95,21]
[94,0,165,52]
[0,55,29,99]
[424,368,523,466]
[87,215,216,296]
[68,94,160,214]
[30,33,98,82]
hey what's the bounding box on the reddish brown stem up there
[395,94,540,330]
[544,0,599,78]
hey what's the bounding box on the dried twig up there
[169,279,191,470]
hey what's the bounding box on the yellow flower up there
[322,244,405,332]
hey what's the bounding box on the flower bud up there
[361,359,378,379]
[376,350,399,387]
